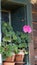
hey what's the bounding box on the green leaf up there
[13,34,17,40]
[25,51,28,54]
[3,36,11,42]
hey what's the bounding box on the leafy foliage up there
[1,22,29,60]
[16,31,29,49]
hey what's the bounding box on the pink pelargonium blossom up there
[23,25,32,33]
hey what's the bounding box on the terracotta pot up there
[15,50,24,62]
[15,54,24,62]
[3,62,15,65]
[15,62,25,65]
[6,55,15,62]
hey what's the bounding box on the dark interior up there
[1,0,24,11]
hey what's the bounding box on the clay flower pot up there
[15,50,24,62]
[6,55,15,61]
[6,54,15,62]
[15,54,24,62]
[3,62,15,65]
[15,62,25,65]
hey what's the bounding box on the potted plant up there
[15,25,32,64]
[0,44,15,65]
[1,22,16,65]
[1,22,32,65]
[15,32,28,62]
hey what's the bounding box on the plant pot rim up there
[15,54,24,55]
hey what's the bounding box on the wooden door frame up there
[26,3,35,65]
[1,0,34,65]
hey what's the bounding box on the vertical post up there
[26,2,34,65]
[26,3,32,26]
[0,0,2,65]
[9,11,11,25]
[9,11,11,41]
